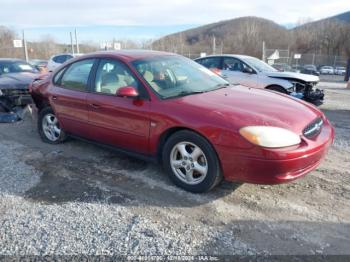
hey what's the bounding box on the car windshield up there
[132,56,229,99]
[243,57,277,72]
[0,61,37,74]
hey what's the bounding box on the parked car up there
[195,55,324,104]
[301,65,320,76]
[47,53,83,72]
[0,58,42,122]
[29,59,48,73]
[30,50,334,193]
[291,64,303,73]
[319,66,335,75]
[334,66,346,75]
[272,63,294,72]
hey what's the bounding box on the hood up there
[173,85,322,134]
[265,71,319,82]
[0,72,38,90]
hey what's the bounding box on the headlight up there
[239,126,301,148]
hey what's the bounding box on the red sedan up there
[30,51,334,193]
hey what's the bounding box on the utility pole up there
[262,41,266,62]
[70,32,75,55]
[22,30,29,62]
[212,36,216,55]
[75,28,80,54]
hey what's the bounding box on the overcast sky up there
[1,0,348,42]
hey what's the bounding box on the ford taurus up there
[30,51,334,193]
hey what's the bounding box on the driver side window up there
[95,59,139,95]
[223,57,248,72]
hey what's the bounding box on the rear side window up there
[196,57,221,69]
[53,55,73,64]
[60,59,95,91]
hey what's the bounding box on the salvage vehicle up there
[47,53,83,72]
[30,51,334,193]
[0,58,41,122]
[195,55,324,104]
[319,66,334,75]
[334,66,346,76]
[29,59,48,73]
[302,64,320,76]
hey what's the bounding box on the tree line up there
[152,17,350,59]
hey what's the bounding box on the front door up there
[221,57,258,87]
[87,58,151,154]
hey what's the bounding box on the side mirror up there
[242,67,255,74]
[116,86,139,98]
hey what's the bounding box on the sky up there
[0,0,348,43]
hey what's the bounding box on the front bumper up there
[217,121,334,184]
[304,88,324,104]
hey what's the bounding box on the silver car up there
[319,66,334,75]
[195,54,324,105]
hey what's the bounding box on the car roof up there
[195,54,255,60]
[76,50,177,62]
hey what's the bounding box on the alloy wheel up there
[42,113,61,142]
[170,141,208,185]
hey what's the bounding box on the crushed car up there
[0,58,43,123]
[195,55,324,105]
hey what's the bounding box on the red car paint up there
[30,51,334,185]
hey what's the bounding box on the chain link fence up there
[264,48,348,68]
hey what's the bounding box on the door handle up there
[90,103,100,109]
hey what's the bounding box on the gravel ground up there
[0,81,349,256]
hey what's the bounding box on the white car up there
[195,54,324,104]
[334,66,346,75]
[319,66,334,75]
[47,53,83,72]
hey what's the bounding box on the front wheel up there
[38,107,66,144]
[162,130,222,193]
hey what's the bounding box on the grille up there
[5,89,30,96]
[303,117,323,138]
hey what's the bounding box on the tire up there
[162,130,223,193]
[38,107,66,144]
[266,85,288,94]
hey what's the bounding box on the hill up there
[329,10,350,23]
[291,11,350,56]
[153,12,350,58]
[152,17,290,58]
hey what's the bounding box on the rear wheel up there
[38,107,66,144]
[162,130,222,193]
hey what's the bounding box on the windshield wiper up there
[165,90,206,99]
[214,83,230,89]
[164,84,230,99]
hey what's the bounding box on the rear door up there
[221,57,258,87]
[49,58,96,137]
[86,58,151,154]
